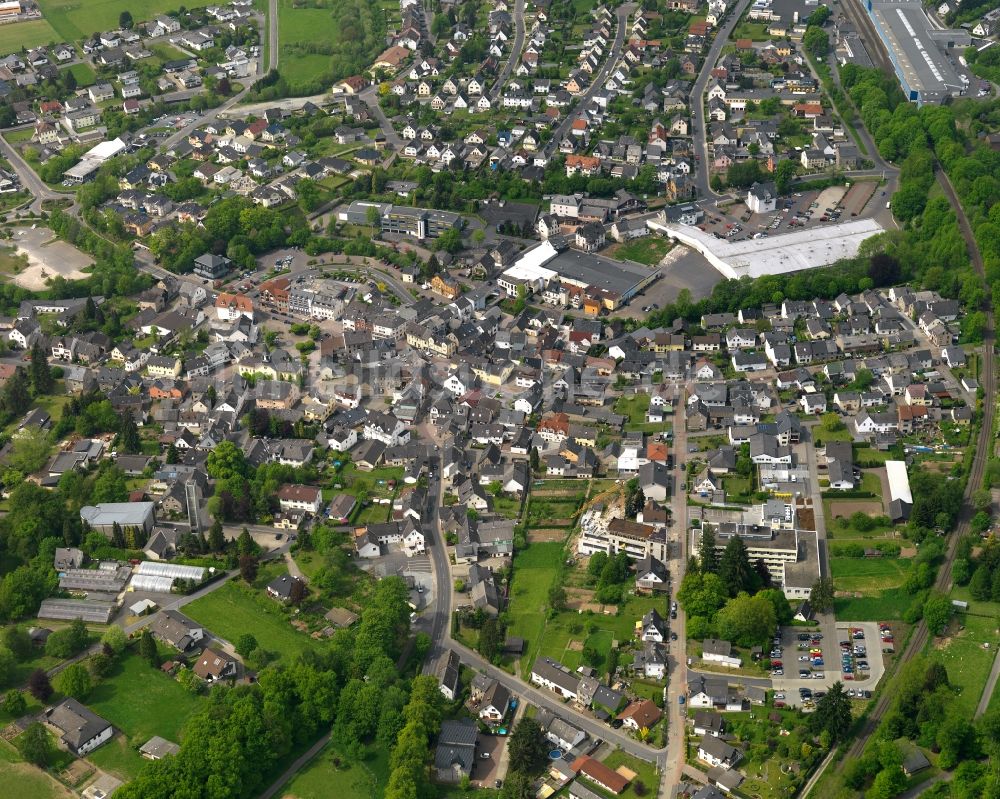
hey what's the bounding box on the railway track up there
[844,167,995,761]
[841,0,896,77]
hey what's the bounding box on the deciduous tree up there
[56,663,92,699]
[18,722,52,766]
[27,668,51,701]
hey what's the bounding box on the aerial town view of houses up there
[0,0,997,798]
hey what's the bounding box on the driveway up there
[470,733,506,788]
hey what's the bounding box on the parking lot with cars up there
[694,181,884,244]
[770,621,887,708]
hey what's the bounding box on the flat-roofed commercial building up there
[499,240,659,310]
[337,201,461,240]
[866,0,969,104]
[692,513,819,599]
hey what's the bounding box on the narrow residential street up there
[659,418,689,795]
[690,0,755,198]
[544,2,636,158]
[490,0,527,100]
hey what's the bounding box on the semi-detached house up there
[531,656,580,700]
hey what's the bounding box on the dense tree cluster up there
[205,440,321,523]
[586,550,635,604]
[149,196,311,274]
[118,577,410,799]
[677,530,789,646]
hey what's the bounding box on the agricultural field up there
[183,579,317,660]
[36,0,213,42]
[0,18,61,52]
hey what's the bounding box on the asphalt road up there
[160,1,278,152]
[0,132,65,214]
[422,451,667,765]
[490,0,527,101]
[690,0,755,198]
[359,85,404,149]
[267,0,278,73]
[544,2,636,158]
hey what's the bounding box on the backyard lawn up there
[493,495,522,519]
[731,21,770,40]
[37,0,213,41]
[834,587,914,621]
[184,580,317,660]
[614,394,651,426]
[65,62,96,87]
[614,237,672,266]
[813,424,853,446]
[512,549,666,677]
[278,743,389,799]
[87,737,148,783]
[602,750,661,798]
[506,543,564,676]
[88,653,202,744]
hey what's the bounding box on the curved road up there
[544,3,635,158]
[0,132,66,214]
[0,0,279,209]
[420,456,669,763]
